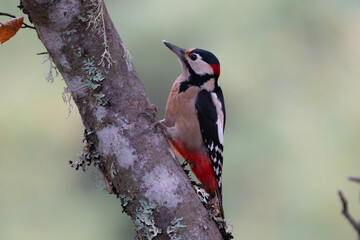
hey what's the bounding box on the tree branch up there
[338,178,360,240]
[0,12,35,29]
[349,176,360,184]
[20,0,224,239]
[338,191,360,234]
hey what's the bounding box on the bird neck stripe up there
[178,58,218,93]
[179,74,217,93]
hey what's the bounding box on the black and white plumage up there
[160,40,227,219]
[195,87,226,189]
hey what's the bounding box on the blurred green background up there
[1,0,360,239]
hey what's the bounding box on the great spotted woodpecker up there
[161,40,226,218]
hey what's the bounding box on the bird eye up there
[189,53,197,61]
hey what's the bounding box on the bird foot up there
[181,160,190,174]
[149,119,166,131]
[147,119,173,139]
[137,107,158,123]
[138,109,170,136]
[193,183,210,205]
[192,182,206,189]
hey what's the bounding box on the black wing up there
[195,87,226,189]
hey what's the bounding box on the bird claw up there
[137,107,157,121]
[192,182,206,189]
[148,119,172,138]
[181,160,189,169]
[149,119,166,131]
[193,183,210,205]
[181,161,190,176]
[138,110,171,137]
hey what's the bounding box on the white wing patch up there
[211,92,224,144]
[210,92,225,187]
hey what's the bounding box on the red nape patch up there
[210,64,220,77]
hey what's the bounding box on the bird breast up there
[164,79,206,153]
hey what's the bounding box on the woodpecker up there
[161,40,226,218]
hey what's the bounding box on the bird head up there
[163,40,220,92]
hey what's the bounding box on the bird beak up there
[163,40,185,59]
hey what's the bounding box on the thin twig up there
[0,12,16,18]
[0,12,35,29]
[349,177,360,184]
[338,190,360,239]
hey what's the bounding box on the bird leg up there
[138,110,175,139]
[150,119,174,139]
[138,108,168,134]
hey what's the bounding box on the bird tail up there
[209,187,234,239]
[216,187,225,219]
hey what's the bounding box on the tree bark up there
[21,0,224,239]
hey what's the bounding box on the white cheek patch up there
[186,55,214,76]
